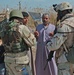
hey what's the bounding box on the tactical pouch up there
[65,47,74,64]
[12,42,22,53]
[4,52,29,65]
[16,55,29,65]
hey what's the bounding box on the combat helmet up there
[53,2,72,12]
[9,9,23,21]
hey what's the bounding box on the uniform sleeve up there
[19,25,36,47]
[46,24,72,51]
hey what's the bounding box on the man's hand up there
[34,31,39,40]
[49,32,54,37]
[0,39,2,46]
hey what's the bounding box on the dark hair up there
[42,13,50,18]
[22,12,29,17]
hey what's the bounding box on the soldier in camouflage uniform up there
[22,11,35,75]
[0,9,36,75]
[46,2,74,75]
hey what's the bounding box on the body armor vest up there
[1,21,28,53]
[58,15,74,63]
[63,27,74,64]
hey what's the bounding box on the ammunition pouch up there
[4,51,29,65]
[65,46,74,64]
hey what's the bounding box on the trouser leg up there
[0,63,6,75]
[6,63,33,75]
[58,63,71,75]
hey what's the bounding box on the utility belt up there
[5,51,27,57]
[4,51,29,65]
[5,48,29,54]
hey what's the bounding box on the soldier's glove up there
[47,51,54,61]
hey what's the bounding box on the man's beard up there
[43,21,49,25]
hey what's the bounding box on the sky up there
[0,0,74,11]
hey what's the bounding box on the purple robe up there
[35,23,57,75]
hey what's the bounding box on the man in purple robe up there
[34,13,57,75]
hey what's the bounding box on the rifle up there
[44,51,54,70]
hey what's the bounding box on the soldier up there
[22,11,34,33]
[46,2,74,75]
[22,11,29,26]
[1,9,36,75]
[22,11,35,75]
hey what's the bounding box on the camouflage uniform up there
[0,10,36,75]
[47,2,74,75]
